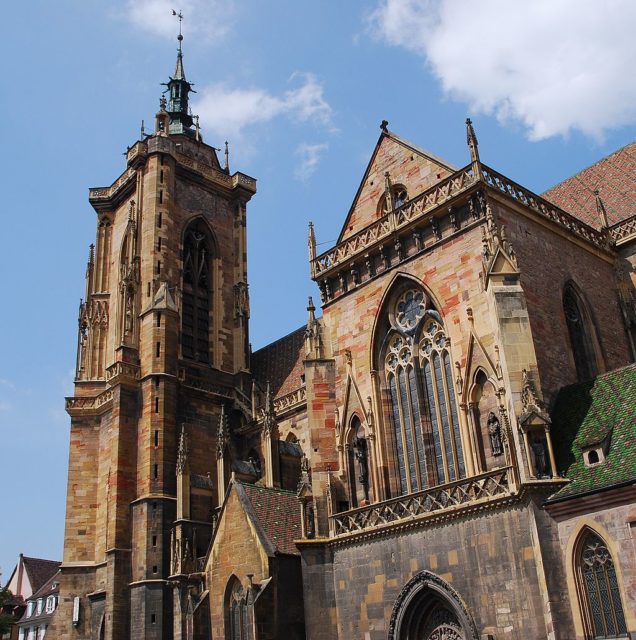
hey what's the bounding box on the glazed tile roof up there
[548,363,636,501]
[239,482,301,556]
[251,325,306,399]
[542,141,636,229]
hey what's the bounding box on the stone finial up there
[521,368,543,412]
[216,405,230,459]
[176,424,189,475]
[224,141,230,172]
[594,189,610,230]
[466,117,483,180]
[308,221,316,262]
[380,119,389,132]
[262,382,277,438]
[305,295,322,358]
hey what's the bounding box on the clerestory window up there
[563,284,599,382]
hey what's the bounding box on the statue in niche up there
[531,435,549,478]
[306,504,315,539]
[487,411,503,457]
[353,436,370,503]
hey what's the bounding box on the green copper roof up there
[548,363,636,501]
[174,49,185,81]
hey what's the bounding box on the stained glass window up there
[579,532,627,638]
[385,289,465,494]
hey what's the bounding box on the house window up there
[384,288,464,495]
[27,602,35,617]
[577,531,627,638]
[36,599,43,616]
[182,220,213,363]
[45,596,55,614]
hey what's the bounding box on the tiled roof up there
[251,326,306,399]
[29,570,60,601]
[542,141,636,229]
[22,557,60,594]
[239,482,301,556]
[548,363,636,501]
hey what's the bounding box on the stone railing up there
[330,467,512,537]
[481,165,607,249]
[89,167,136,201]
[610,216,636,244]
[312,165,476,277]
[179,369,234,399]
[176,152,257,194]
[106,361,140,381]
[65,388,114,414]
[273,386,307,414]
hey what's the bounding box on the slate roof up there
[22,557,60,594]
[18,570,60,626]
[548,363,636,501]
[238,482,302,556]
[542,141,636,229]
[251,325,306,399]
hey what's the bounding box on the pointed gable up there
[338,130,456,242]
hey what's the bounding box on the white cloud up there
[295,143,329,182]
[368,0,636,140]
[125,0,235,42]
[193,73,335,142]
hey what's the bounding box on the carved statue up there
[531,436,549,478]
[353,436,370,503]
[486,411,503,457]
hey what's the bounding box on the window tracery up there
[577,531,627,638]
[182,220,212,362]
[384,288,465,494]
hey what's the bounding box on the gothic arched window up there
[384,288,465,495]
[576,531,627,638]
[182,219,213,362]
[226,578,249,640]
[564,284,599,382]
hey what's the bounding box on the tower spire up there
[161,10,195,136]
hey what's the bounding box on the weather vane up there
[172,9,183,45]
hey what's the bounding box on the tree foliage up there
[0,585,15,635]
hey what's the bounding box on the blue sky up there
[2,0,636,579]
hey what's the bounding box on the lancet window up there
[564,284,599,382]
[384,288,465,495]
[577,531,627,638]
[182,220,212,362]
[226,578,249,640]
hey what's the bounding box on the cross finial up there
[380,119,389,133]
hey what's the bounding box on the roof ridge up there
[251,323,307,354]
[384,129,458,171]
[543,140,636,195]
[237,480,299,496]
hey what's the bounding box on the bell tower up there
[52,29,256,640]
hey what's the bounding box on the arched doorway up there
[388,571,478,640]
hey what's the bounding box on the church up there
[48,34,636,640]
